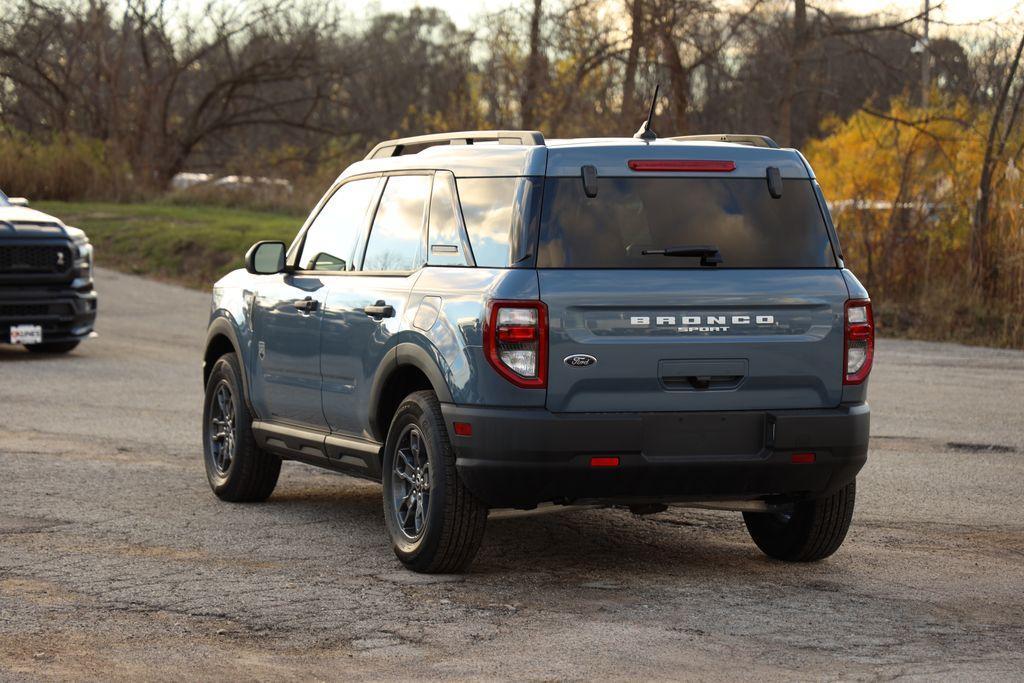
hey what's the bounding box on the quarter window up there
[456,177,517,268]
[299,178,378,271]
[362,175,431,272]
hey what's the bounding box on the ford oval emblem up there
[564,354,597,368]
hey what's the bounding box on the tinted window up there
[300,178,378,271]
[537,177,837,268]
[428,174,469,266]
[456,178,519,267]
[362,175,430,272]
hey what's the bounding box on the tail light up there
[844,300,874,384]
[484,300,547,388]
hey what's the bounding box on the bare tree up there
[971,32,1024,293]
[619,0,646,126]
[478,0,623,136]
[521,0,545,129]
[777,0,807,147]
[0,0,343,187]
[648,0,764,135]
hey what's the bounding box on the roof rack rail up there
[365,130,546,160]
[669,134,780,149]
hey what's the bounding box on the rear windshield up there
[537,177,837,268]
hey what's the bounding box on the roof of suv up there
[339,131,813,183]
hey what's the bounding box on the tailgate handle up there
[659,359,748,392]
[683,374,743,390]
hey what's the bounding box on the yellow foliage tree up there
[805,97,1024,347]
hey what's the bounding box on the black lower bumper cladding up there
[0,288,97,344]
[442,403,869,509]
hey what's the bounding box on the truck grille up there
[0,245,73,274]
[0,303,50,317]
[0,301,77,318]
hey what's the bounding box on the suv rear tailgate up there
[541,269,848,413]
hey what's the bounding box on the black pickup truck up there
[0,190,96,353]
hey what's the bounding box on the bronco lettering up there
[629,314,775,326]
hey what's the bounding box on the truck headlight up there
[75,242,93,279]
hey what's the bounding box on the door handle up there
[362,300,395,319]
[294,297,319,314]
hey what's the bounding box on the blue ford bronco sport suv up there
[201,130,872,573]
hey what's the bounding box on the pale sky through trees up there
[357,0,1022,28]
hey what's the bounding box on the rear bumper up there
[441,403,869,509]
[0,286,97,344]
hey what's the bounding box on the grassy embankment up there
[38,201,301,289]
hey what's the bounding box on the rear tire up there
[744,479,856,562]
[202,353,281,502]
[382,390,488,573]
[25,341,80,354]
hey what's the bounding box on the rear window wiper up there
[641,245,723,267]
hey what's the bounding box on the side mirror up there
[8,197,29,207]
[245,241,286,275]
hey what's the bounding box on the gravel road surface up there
[2,268,1023,681]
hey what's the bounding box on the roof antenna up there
[633,83,660,141]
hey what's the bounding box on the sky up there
[358,0,1023,30]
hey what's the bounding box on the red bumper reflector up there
[453,422,473,437]
[628,159,736,172]
[590,457,620,468]
[791,452,816,464]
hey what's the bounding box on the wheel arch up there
[369,342,455,443]
[203,317,253,409]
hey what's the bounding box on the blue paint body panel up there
[538,269,849,413]
[320,273,417,438]
[248,273,329,429]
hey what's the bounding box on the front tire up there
[202,353,281,502]
[744,479,856,562]
[382,391,488,573]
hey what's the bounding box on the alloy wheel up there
[391,425,431,539]
[209,380,236,475]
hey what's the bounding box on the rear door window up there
[362,175,430,272]
[537,177,837,268]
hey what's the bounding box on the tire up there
[25,341,80,354]
[382,390,488,573]
[202,353,280,502]
[744,479,856,562]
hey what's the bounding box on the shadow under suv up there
[201,130,873,573]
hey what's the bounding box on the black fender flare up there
[367,342,455,440]
[394,341,455,403]
[203,316,254,412]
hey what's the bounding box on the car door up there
[249,176,381,430]
[320,173,432,440]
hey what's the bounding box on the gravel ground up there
[1,268,1023,681]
